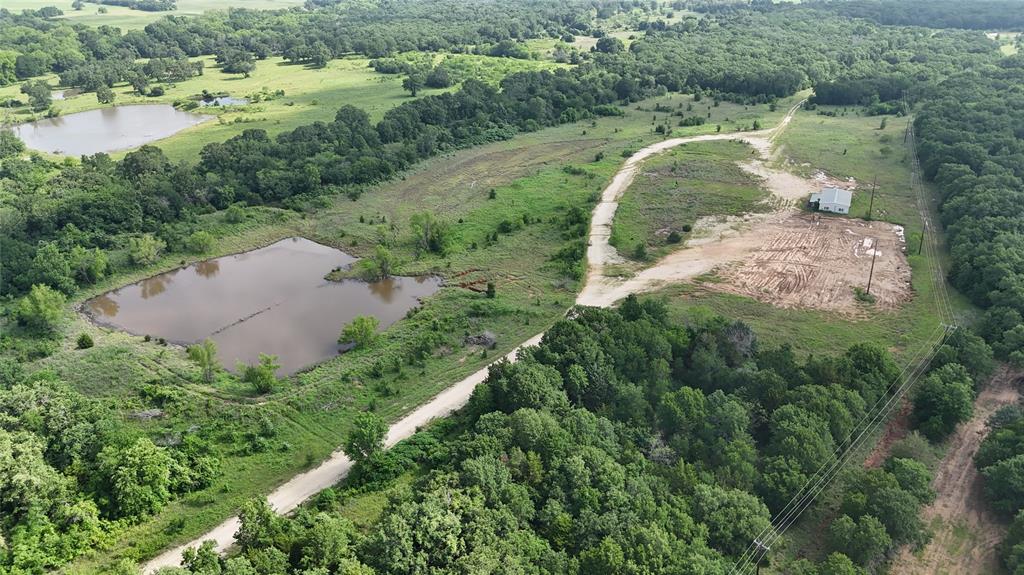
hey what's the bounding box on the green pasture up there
[610,139,769,261]
[3,0,305,30]
[0,53,561,162]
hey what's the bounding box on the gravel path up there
[143,102,802,574]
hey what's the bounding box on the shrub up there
[76,333,94,349]
[633,242,648,261]
[17,284,66,333]
[339,315,380,349]
[238,354,279,394]
[224,204,246,223]
[186,230,214,254]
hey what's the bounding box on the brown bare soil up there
[864,398,914,469]
[704,214,911,315]
[888,366,1022,575]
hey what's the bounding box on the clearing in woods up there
[140,97,805,574]
[63,92,798,574]
[579,100,913,316]
[888,367,1022,575]
[707,214,911,314]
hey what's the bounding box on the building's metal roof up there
[810,186,852,207]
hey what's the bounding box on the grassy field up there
[627,106,975,569]
[642,105,974,359]
[775,107,917,227]
[0,53,561,161]
[610,139,769,261]
[989,32,1021,56]
[37,91,793,573]
[4,0,304,29]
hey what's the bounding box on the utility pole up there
[866,175,877,220]
[866,238,878,295]
[753,539,771,575]
[918,224,926,256]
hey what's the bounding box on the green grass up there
[775,107,917,228]
[610,139,768,261]
[628,107,976,570]
[4,0,305,30]
[45,90,791,573]
[1,53,561,162]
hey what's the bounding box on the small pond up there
[199,96,249,107]
[84,237,442,375]
[12,104,210,156]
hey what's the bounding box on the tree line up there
[914,58,1024,362]
[976,404,1024,573]
[148,299,992,575]
[0,0,621,87]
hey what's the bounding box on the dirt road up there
[578,101,809,308]
[888,366,1021,575]
[143,103,803,574]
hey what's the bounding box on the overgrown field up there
[610,139,769,261]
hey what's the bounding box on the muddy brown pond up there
[85,238,441,375]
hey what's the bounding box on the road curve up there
[143,101,802,574]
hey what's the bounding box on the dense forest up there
[977,405,1024,572]
[0,363,220,574]
[914,60,1024,361]
[802,0,1024,31]
[143,302,990,574]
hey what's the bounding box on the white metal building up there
[809,187,852,214]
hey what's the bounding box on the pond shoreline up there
[80,237,443,375]
[12,103,213,156]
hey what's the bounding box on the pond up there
[84,237,442,375]
[12,104,210,156]
[199,96,249,107]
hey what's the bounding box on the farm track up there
[888,367,1021,575]
[142,102,804,573]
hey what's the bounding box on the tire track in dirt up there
[888,366,1021,575]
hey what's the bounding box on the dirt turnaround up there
[888,366,1022,575]
[146,103,812,573]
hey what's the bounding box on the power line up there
[730,324,947,575]
[731,106,958,574]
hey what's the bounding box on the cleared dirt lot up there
[705,213,911,315]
